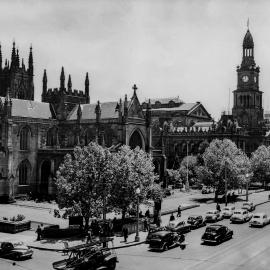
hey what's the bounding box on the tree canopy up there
[55,142,113,229]
[109,145,157,218]
[201,139,251,196]
[251,145,270,185]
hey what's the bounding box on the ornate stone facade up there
[0,45,151,200]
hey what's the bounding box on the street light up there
[135,187,141,242]
[186,142,189,192]
[245,173,250,202]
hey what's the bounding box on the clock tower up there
[232,28,264,132]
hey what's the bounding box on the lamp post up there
[135,187,141,242]
[186,141,189,192]
[245,173,250,202]
[225,165,228,206]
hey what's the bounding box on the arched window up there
[84,128,95,146]
[19,160,31,185]
[47,127,57,146]
[67,131,75,147]
[20,127,30,150]
[129,130,144,149]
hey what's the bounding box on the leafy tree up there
[167,169,182,187]
[251,145,270,186]
[197,140,210,165]
[110,146,157,219]
[201,139,251,201]
[55,142,113,230]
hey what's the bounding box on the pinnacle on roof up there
[68,74,72,91]
[243,29,254,48]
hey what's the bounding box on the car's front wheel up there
[163,244,168,251]
[107,259,116,270]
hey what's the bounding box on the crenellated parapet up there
[42,67,90,119]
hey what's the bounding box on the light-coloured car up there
[221,205,235,218]
[167,219,191,234]
[241,201,255,212]
[230,209,253,223]
[205,210,223,222]
[249,213,270,227]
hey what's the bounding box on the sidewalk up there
[0,189,269,252]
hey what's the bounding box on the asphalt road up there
[1,200,270,270]
[117,202,270,270]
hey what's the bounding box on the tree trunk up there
[122,209,126,220]
[84,216,90,231]
[214,190,218,203]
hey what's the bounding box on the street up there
[1,200,269,270]
[117,202,270,270]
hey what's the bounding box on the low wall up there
[0,220,31,234]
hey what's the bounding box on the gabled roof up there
[147,97,184,105]
[68,101,120,120]
[1,98,53,119]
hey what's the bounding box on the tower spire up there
[0,44,2,71]
[247,18,249,30]
[11,41,16,69]
[67,74,72,92]
[85,72,89,103]
[60,66,65,91]
[42,69,47,94]
[28,45,33,75]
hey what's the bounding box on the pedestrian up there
[36,225,42,241]
[177,205,182,217]
[216,203,221,212]
[144,218,149,231]
[86,229,92,243]
[122,225,128,242]
[145,209,150,218]
[170,213,175,221]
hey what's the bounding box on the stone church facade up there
[0,43,152,201]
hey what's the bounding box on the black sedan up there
[201,225,233,245]
[187,215,206,229]
[0,241,33,260]
[148,230,185,251]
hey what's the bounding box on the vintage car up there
[167,219,191,234]
[241,201,255,212]
[187,215,206,229]
[53,238,118,270]
[0,241,33,260]
[148,230,185,251]
[221,205,235,218]
[146,226,168,244]
[230,209,253,223]
[205,210,223,222]
[249,213,270,227]
[201,225,233,244]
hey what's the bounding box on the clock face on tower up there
[242,75,249,82]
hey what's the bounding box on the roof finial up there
[247,18,249,30]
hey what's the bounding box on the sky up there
[1,0,270,120]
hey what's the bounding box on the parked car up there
[167,219,191,234]
[205,210,223,222]
[249,213,270,227]
[230,209,253,223]
[221,205,235,218]
[241,201,255,212]
[148,230,185,251]
[146,226,167,243]
[187,215,206,229]
[201,225,233,244]
[0,241,33,260]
